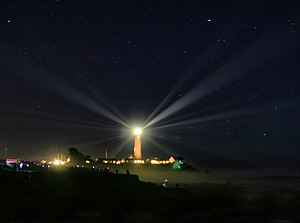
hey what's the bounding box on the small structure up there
[169,156,185,169]
[6,158,18,169]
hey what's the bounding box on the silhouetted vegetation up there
[67,147,90,164]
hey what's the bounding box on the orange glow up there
[134,135,142,159]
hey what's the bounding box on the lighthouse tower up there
[133,128,142,159]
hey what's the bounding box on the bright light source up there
[54,160,60,165]
[151,160,159,164]
[133,128,142,135]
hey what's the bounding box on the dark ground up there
[0,168,300,223]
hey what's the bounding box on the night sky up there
[1,1,299,172]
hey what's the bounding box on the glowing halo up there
[133,128,142,135]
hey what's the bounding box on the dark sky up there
[1,0,300,172]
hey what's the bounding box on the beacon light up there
[133,128,142,135]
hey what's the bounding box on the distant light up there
[85,160,90,164]
[162,179,168,187]
[67,157,71,162]
[151,160,159,165]
[133,159,144,164]
[133,128,142,135]
[54,160,60,165]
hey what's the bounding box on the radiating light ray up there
[110,137,133,158]
[148,131,218,156]
[146,109,208,129]
[76,136,122,147]
[1,46,130,129]
[147,133,203,158]
[148,94,299,132]
[151,108,257,130]
[145,26,298,128]
[151,107,263,130]
[146,137,172,157]
[49,104,125,128]
[143,50,220,127]
[89,88,130,127]
[143,19,241,127]
[42,113,120,129]
[41,76,130,128]
[0,110,117,130]
[2,98,123,130]
[154,96,300,130]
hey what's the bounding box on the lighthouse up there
[133,128,142,159]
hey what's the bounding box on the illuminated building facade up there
[145,158,170,165]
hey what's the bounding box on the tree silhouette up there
[67,148,85,164]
